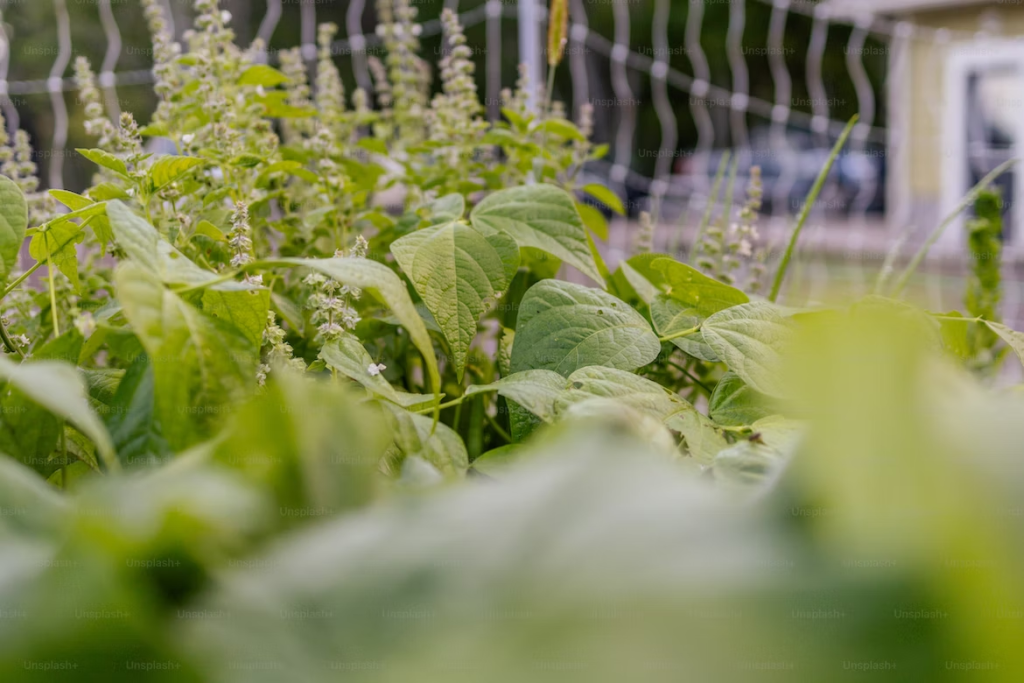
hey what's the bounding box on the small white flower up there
[221,10,232,23]
[243,274,264,288]
[181,133,195,145]
[367,363,387,377]
[74,312,96,337]
[256,85,266,97]
[737,239,752,258]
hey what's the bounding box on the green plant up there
[1,1,1024,679]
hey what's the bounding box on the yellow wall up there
[905,5,1024,201]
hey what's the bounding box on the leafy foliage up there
[0,2,1021,679]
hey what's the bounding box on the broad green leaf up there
[577,201,609,240]
[103,354,171,468]
[985,320,1024,369]
[555,366,684,419]
[194,219,226,242]
[520,245,561,279]
[230,154,264,168]
[586,230,612,281]
[652,257,749,317]
[611,252,671,303]
[214,371,385,519]
[510,279,660,377]
[420,193,465,226]
[664,408,730,465]
[48,189,92,211]
[470,184,601,283]
[392,221,519,380]
[0,353,116,471]
[0,387,62,477]
[383,403,469,477]
[115,262,255,449]
[266,258,440,395]
[107,200,160,271]
[0,457,68,538]
[83,368,123,412]
[29,220,82,292]
[708,372,774,426]
[0,176,27,282]
[202,289,271,350]
[48,190,113,246]
[465,369,566,423]
[470,443,526,476]
[937,311,970,359]
[320,335,432,408]
[183,427,819,682]
[701,302,794,399]
[750,415,804,454]
[160,241,256,290]
[534,118,586,141]
[108,201,251,290]
[76,147,129,178]
[256,160,319,186]
[582,183,625,214]
[87,182,131,201]
[649,294,719,362]
[712,440,781,488]
[148,155,206,191]
[238,64,289,87]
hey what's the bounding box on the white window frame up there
[941,39,1024,256]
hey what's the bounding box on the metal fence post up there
[518,0,543,113]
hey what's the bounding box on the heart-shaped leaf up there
[470,184,601,283]
[0,176,27,283]
[510,279,661,378]
[392,222,518,380]
[652,257,749,317]
[701,302,793,398]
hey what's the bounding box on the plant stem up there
[889,157,1017,298]
[0,317,25,359]
[485,409,512,443]
[46,253,60,337]
[769,115,858,303]
[658,324,702,343]
[668,359,711,396]
[689,151,730,265]
[1,213,100,303]
[1,261,43,300]
[872,224,913,295]
[416,396,466,415]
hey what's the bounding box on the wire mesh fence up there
[1,0,1023,325]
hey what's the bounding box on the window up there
[942,40,1024,253]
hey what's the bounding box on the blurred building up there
[828,0,1024,254]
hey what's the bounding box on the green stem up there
[668,360,711,396]
[658,324,702,343]
[415,396,466,415]
[1,213,101,302]
[689,151,730,265]
[0,317,25,359]
[889,157,1017,298]
[769,115,858,303]
[1,261,43,300]
[872,224,913,295]
[46,252,60,337]
[485,409,512,444]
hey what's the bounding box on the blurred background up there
[2,0,1023,318]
